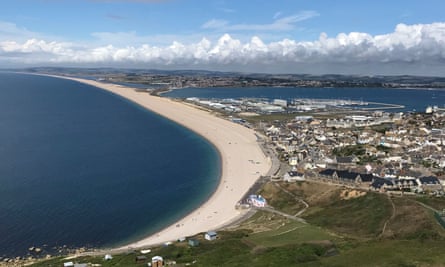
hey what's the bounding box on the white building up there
[283,171,305,182]
[205,231,218,241]
[273,99,288,107]
[248,195,267,207]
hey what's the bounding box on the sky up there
[1,0,445,76]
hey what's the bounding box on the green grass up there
[32,238,445,267]
[257,183,306,215]
[30,253,151,267]
[245,219,335,247]
[30,183,445,267]
[415,195,445,211]
[304,192,392,238]
[314,240,445,267]
[332,144,366,157]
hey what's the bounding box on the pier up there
[361,101,405,110]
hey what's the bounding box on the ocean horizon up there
[0,73,220,257]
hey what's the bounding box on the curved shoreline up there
[45,74,271,251]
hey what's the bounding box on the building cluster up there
[185,97,375,115]
[262,109,445,195]
[186,97,288,114]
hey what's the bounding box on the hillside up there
[26,181,445,266]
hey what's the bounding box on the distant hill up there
[7,66,445,88]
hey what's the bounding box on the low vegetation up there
[332,144,366,157]
[304,191,392,238]
[30,181,445,266]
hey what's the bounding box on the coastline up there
[45,74,272,251]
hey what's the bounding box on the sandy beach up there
[50,75,271,250]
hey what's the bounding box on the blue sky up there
[1,0,445,75]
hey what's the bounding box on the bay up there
[0,73,220,257]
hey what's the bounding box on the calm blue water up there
[0,73,220,257]
[164,87,445,112]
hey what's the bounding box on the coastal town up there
[2,72,445,266]
[264,106,445,194]
[187,95,445,197]
[3,0,445,265]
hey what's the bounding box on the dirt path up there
[256,207,307,223]
[379,194,396,238]
[273,183,309,217]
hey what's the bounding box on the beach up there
[50,75,271,250]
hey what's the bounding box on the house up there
[357,173,374,183]
[188,239,200,247]
[417,176,443,192]
[336,170,361,183]
[319,169,374,185]
[393,178,417,191]
[319,168,336,179]
[205,231,218,241]
[335,156,359,169]
[370,177,394,191]
[283,171,305,182]
[248,195,267,207]
[152,256,164,267]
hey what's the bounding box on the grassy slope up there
[312,240,445,267]
[415,195,445,211]
[31,182,445,266]
[257,182,306,215]
[242,211,336,247]
[304,192,393,238]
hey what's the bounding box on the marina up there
[164,86,445,113]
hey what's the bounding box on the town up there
[183,95,445,197]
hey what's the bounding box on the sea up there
[163,86,445,112]
[0,73,220,257]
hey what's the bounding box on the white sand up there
[49,75,271,249]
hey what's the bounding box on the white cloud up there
[1,22,445,75]
[202,11,319,32]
